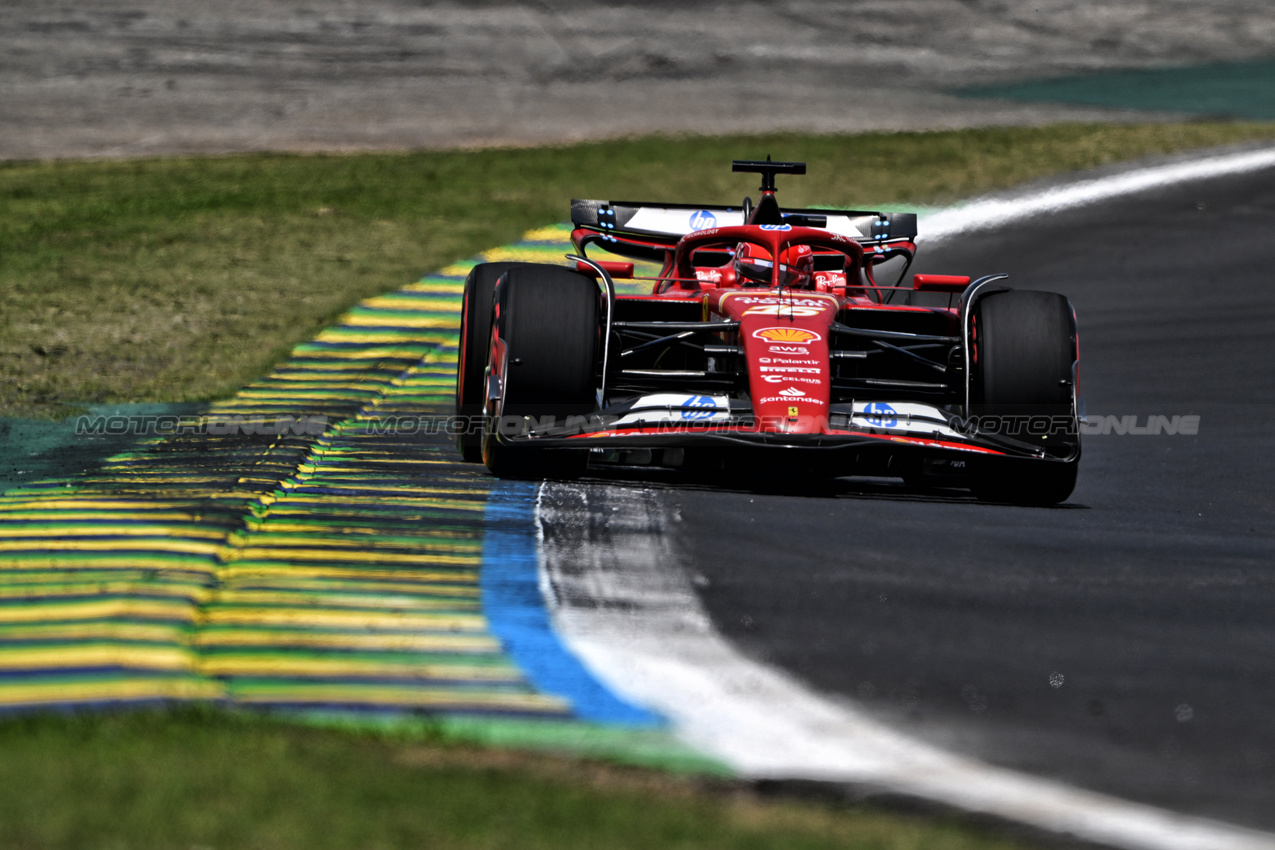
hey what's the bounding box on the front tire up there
[483,265,600,480]
[966,289,1079,505]
[456,262,529,462]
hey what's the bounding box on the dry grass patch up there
[0,708,1042,850]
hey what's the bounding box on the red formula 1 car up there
[455,159,1079,503]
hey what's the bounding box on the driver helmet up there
[780,244,814,289]
[733,242,814,288]
[733,242,772,287]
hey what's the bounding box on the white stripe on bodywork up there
[538,482,1275,850]
[610,393,731,427]
[850,401,964,439]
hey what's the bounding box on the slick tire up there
[967,289,1079,505]
[482,265,599,480]
[456,262,530,462]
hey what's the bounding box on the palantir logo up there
[688,210,717,231]
[863,402,897,428]
[681,395,719,420]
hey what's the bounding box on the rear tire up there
[483,265,600,480]
[966,290,1079,505]
[456,263,530,462]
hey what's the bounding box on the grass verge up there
[2,122,1274,418]
[0,707,1039,850]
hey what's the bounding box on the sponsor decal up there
[762,374,822,384]
[753,327,822,344]
[758,396,827,406]
[759,223,792,231]
[862,402,898,428]
[788,406,800,416]
[849,401,969,440]
[778,388,805,397]
[611,393,732,427]
[742,304,824,317]
[760,365,821,374]
[695,268,723,284]
[688,210,717,231]
[612,395,734,428]
[680,394,721,420]
[814,271,847,287]
[731,295,831,307]
[758,357,819,366]
[768,345,809,354]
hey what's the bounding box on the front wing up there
[488,398,1078,463]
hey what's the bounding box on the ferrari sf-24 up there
[455,159,1080,504]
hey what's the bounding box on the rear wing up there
[570,200,918,244]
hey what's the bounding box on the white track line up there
[920,145,1275,243]
[538,483,1275,850]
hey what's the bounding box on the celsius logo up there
[688,210,717,231]
[681,395,719,420]
[753,327,822,344]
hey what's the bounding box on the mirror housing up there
[913,274,971,292]
[575,260,634,279]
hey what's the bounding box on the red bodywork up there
[553,215,991,451]
[479,179,1078,479]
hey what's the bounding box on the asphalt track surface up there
[657,163,1275,830]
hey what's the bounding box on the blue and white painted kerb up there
[480,484,664,726]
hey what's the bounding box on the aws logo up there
[752,327,822,344]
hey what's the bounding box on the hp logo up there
[681,395,719,420]
[863,402,898,428]
[688,210,717,231]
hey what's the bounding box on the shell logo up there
[752,327,822,344]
